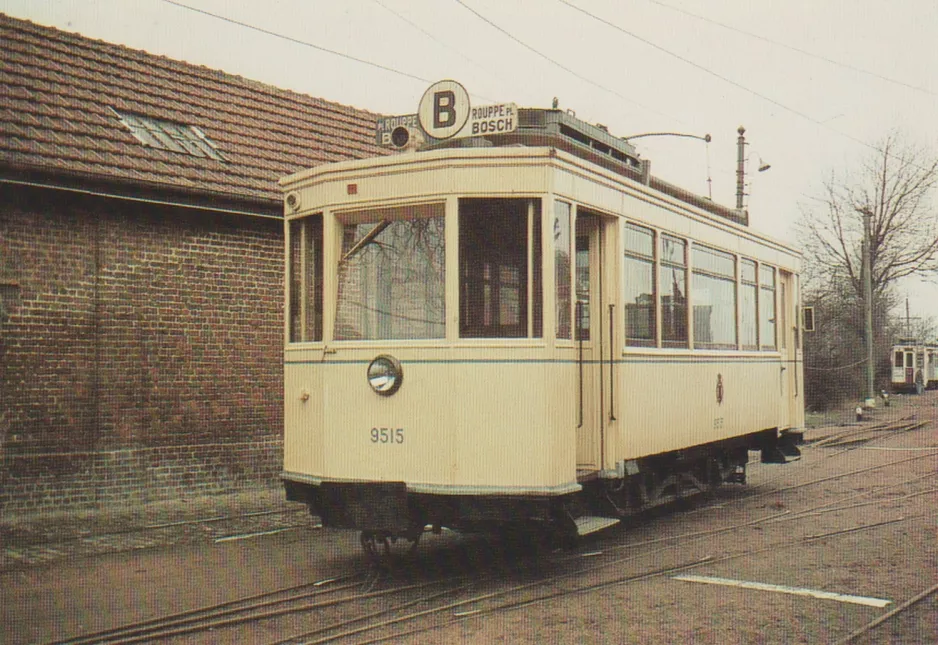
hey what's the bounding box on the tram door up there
[779,271,798,428]
[575,212,617,474]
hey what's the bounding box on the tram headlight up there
[367,355,403,396]
[390,126,411,148]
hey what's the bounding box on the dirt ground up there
[2,391,936,645]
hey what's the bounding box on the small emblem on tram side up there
[716,373,724,404]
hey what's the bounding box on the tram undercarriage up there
[283,428,802,556]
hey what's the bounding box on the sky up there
[3,0,938,324]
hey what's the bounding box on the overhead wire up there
[452,0,745,200]
[452,0,681,123]
[556,0,935,172]
[557,0,831,127]
[370,0,513,86]
[158,0,917,208]
[644,0,938,99]
[160,0,431,84]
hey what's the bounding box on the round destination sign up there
[418,80,470,140]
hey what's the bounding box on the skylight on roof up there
[112,109,225,161]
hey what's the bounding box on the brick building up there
[0,14,383,513]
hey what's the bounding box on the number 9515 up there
[371,427,404,444]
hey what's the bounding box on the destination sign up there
[375,81,518,147]
[465,103,517,136]
[375,114,419,146]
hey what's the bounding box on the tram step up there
[761,445,802,464]
[574,516,620,536]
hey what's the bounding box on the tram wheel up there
[360,530,391,561]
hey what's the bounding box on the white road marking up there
[672,574,892,608]
[860,446,938,451]
[213,527,299,543]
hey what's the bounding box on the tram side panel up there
[614,357,783,461]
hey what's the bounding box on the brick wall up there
[0,185,285,514]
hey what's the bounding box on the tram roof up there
[280,145,801,261]
[285,120,751,226]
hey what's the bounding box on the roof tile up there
[0,13,387,206]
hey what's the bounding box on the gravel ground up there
[0,486,313,571]
[2,391,936,644]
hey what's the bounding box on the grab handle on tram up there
[609,304,616,422]
[577,300,584,429]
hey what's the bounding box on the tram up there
[280,83,804,550]
[891,341,938,393]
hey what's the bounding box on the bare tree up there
[895,313,938,343]
[799,133,938,407]
[799,132,938,299]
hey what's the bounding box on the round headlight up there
[367,355,403,396]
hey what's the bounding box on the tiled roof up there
[0,13,386,207]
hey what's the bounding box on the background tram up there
[280,101,804,547]
[891,341,938,393]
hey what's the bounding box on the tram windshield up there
[335,203,445,340]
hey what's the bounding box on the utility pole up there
[736,126,746,210]
[861,208,875,404]
[906,298,912,338]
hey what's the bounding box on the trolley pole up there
[862,208,875,404]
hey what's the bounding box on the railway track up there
[39,417,936,645]
[49,455,933,645]
[47,574,471,645]
[831,581,938,645]
[291,511,932,645]
[1,507,313,571]
[292,435,937,644]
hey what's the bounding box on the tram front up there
[280,148,586,547]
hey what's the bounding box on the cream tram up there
[280,88,804,549]
[892,341,938,393]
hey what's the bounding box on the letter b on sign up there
[434,91,455,128]
[419,80,469,140]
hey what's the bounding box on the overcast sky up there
[4,0,938,324]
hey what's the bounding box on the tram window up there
[459,198,542,338]
[532,208,543,338]
[660,234,687,348]
[895,350,904,368]
[575,234,590,341]
[692,245,737,349]
[623,223,656,347]
[779,282,788,350]
[740,259,758,350]
[288,215,323,343]
[760,265,776,350]
[554,201,572,339]
[334,203,445,340]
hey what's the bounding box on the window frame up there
[659,233,688,349]
[457,197,543,340]
[554,200,573,340]
[622,221,657,348]
[286,214,324,344]
[740,258,759,350]
[112,108,226,161]
[690,243,738,350]
[332,202,447,342]
[759,264,778,351]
